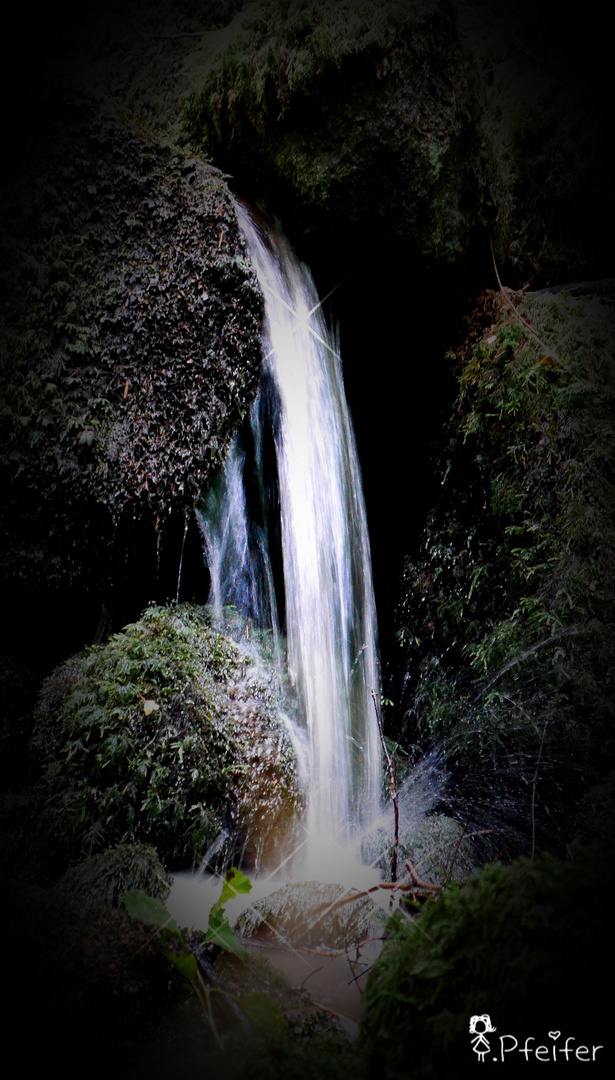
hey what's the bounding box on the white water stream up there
[197,207,382,878]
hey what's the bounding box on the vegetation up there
[28,604,302,876]
[395,286,615,853]
[183,0,482,259]
[1,4,613,1077]
[361,845,613,1078]
[182,0,613,283]
[59,842,172,908]
[0,102,262,610]
[121,868,365,1078]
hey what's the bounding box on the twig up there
[403,860,441,892]
[300,965,324,989]
[347,963,371,987]
[247,938,385,960]
[310,876,439,917]
[372,689,399,883]
[490,236,561,363]
[444,808,474,884]
[530,720,548,859]
[309,1002,360,1028]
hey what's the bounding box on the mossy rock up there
[0,91,263,638]
[360,846,614,1078]
[0,876,189,1073]
[183,1,611,285]
[395,284,615,847]
[59,842,172,908]
[28,604,303,876]
[183,0,483,262]
[361,812,475,886]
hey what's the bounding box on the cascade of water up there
[196,437,279,634]
[201,206,382,868]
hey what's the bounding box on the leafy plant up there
[205,866,252,955]
[360,845,613,1078]
[124,869,290,1049]
[30,604,302,876]
[395,287,615,853]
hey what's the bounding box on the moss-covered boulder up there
[183,0,483,262]
[0,95,263,648]
[362,812,475,886]
[25,604,302,877]
[59,842,172,908]
[360,846,613,1078]
[394,283,615,849]
[183,0,611,284]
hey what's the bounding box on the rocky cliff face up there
[184,0,613,285]
[184,0,484,263]
[0,101,263,654]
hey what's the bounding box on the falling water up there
[199,206,382,871]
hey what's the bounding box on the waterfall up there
[199,206,382,870]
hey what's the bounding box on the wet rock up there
[362,813,475,886]
[237,881,385,950]
[22,604,303,878]
[184,0,612,284]
[0,98,263,654]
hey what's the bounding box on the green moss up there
[396,286,615,846]
[31,604,302,874]
[183,0,482,259]
[361,846,613,1078]
[0,97,263,605]
[59,842,172,908]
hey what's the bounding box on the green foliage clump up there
[124,871,363,1078]
[31,604,302,873]
[360,846,613,1078]
[59,842,171,908]
[396,287,615,847]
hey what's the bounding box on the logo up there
[469,1015,604,1064]
[470,1015,497,1062]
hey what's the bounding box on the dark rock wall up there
[1,110,263,659]
[184,0,484,262]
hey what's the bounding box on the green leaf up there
[123,888,182,936]
[218,866,252,907]
[203,867,252,954]
[162,946,198,981]
[206,907,246,955]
